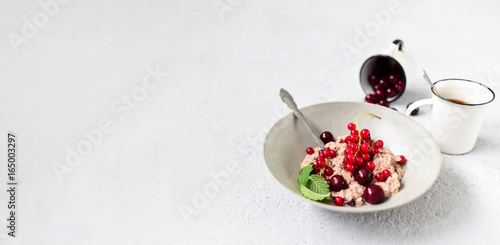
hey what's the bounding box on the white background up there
[1,0,500,244]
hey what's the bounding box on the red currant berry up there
[360,129,370,139]
[343,154,355,164]
[344,147,354,155]
[347,123,356,131]
[375,172,386,182]
[374,140,384,149]
[312,164,320,173]
[350,129,359,136]
[329,149,337,158]
[316,158,326,168]
[370,147,378,155]
[362,139,371,145]
[366,161,375,171]
[334,196,344,206]
[355,156,364,166]
[344,135,352,143]
[362,153,371,162]
[397,155,407,165]
[320,174,326,179]
[350,143,359,152]
[351,135,360,143]
[325,167,333,176]
[382,170,391,179]
[345,163,356,172]
[306,147,314,155]
[322,149,331,158]
[360,143,371,153]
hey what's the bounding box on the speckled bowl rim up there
[263,101,442,213]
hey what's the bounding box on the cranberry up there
[375,172,386,182]
[386,87,397,98]
[374,89,386,99]
[306,147,315,155]
[325,167,334,176]
[368,74,378,85]
[377,98,389,107]
[345,163,356,172]
[406,102,419,116]
[320,131,335,144]
[360,129,370,139]
[374,140,384,149]
[365,94,378,104]
[395,80,405,92]
[378,79,389,89]
[397,155,407,165]
[382,170,392,179]
[387,74,398,84]
[347,123,356,131]
[363,185,385,204]
[355,167,373,186]
[330,175,348,192]
[334,196,344,206]
[366,161,375,171]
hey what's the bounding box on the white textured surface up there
[0,0,499,244]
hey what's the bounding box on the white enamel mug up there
[406,79,495,154]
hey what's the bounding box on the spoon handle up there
[280,89,324,148]
[422,69,442,97]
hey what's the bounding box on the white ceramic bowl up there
[263,102,442,213]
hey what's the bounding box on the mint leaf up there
[297,165,313,185]
[300,185,331,201]
[307,175,331,195]
[299,173,332,201]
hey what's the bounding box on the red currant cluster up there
[304,114,407,206]
[342,122,382,173]
[306,146,337,178]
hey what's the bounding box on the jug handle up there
[393,39,403,51]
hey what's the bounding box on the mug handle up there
[405,98,433,116]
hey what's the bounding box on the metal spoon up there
[279,88,324,148]
[423,69,442,97]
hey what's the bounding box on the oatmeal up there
[299,135,405,206]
